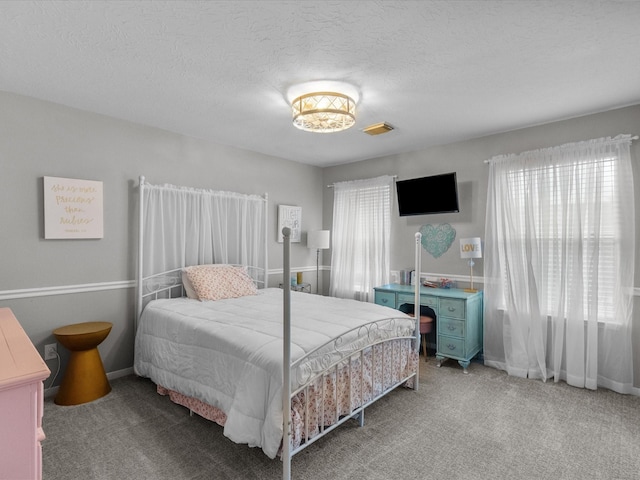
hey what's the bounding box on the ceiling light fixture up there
[291,91,356,133]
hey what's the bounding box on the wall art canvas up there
[44,176,104,239]
[277,205,301,243]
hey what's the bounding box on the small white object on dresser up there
[0,307,51,480]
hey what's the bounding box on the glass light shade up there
[292,92,356,133]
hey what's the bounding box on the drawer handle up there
[447,325,457,331]
[381,298,388,304]
[448,307,456,312]
[447,344,457,351]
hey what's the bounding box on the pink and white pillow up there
[183,264,257,301]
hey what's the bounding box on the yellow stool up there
[53,321,112,406]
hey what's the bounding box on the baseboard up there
[107,366,135,380]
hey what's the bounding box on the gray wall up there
[323,104,640,386]
[2,91,638,389]
[0,92,324,385]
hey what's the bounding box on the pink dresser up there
[0,307,50,480]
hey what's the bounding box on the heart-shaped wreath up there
[419,223,456,258]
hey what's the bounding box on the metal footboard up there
[289,335,417,456]
[281,228,423,480]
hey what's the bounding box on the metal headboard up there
[136,175,269,325]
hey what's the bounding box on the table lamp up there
[307,230,330,294]
[460,237,482,292]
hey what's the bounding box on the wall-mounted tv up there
[396,172,459,216]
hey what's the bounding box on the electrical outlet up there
[44,343,57,360]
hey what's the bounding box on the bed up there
[133,177,422,480]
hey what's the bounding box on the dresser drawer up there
[439,317,465,338]
[397,293,438,312]
[437,335,466,359]
[439,298,465,319]
[374,291,396,308]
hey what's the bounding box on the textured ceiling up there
[1,1,640,167]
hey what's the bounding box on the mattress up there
[134,288,415,458]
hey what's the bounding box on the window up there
[503,156,620,321]
[330,176,393,301]
[483,134,635,392]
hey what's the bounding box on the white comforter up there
[134,288,414,458]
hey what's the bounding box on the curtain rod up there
[327,174,398,188]
[483,134,639,164]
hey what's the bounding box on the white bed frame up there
[136,176,422,480]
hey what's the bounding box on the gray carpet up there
[42,359,640,480]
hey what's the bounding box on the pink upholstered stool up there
[420,315,434,361]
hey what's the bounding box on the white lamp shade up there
[308,230,330,250]
[460,237,482,259]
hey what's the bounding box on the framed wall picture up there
[277,205,301,243]
[43,176,104,239]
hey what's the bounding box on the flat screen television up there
[396,172,459,216]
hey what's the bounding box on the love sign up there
[459,237,482,258]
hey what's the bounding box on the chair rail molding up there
[0,280,135,301]
[1,278,638,301]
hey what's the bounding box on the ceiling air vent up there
[363,122,394,136]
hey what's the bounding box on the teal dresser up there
[373,284,483,373]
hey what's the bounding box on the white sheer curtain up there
[484,135,635,393]
[142,183,266,281]
[330,175,393,301]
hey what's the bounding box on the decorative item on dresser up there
[0,308,50,480]
[374,283,483,373]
